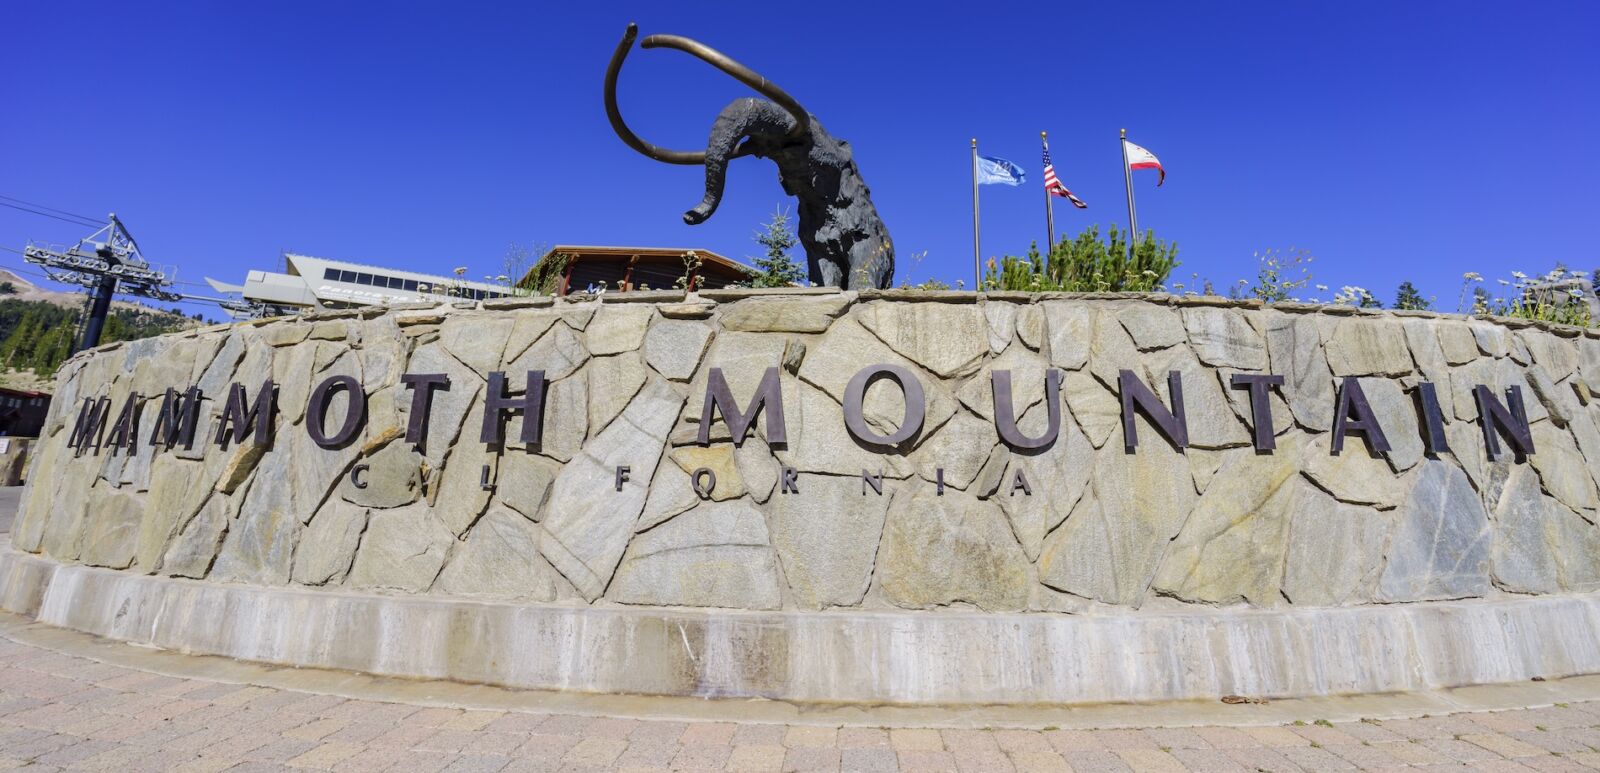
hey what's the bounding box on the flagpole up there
[1120,128,1139,258]
[971,138,981,290]
[1041,131,1056,250]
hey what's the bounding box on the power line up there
[0,195,101,226]
[0,200,101,229]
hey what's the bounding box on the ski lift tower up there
[22,214,183,353]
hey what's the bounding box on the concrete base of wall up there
[5,543,1600,707]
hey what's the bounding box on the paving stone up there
[0,592,1599,772]
[892,728,947,752]
[783,744,842,771]
[1007,750,1072,773]
[726,743,786,771]
[1061,749,1134,772]
[1168,747,1246,772]
[841,746,900,772]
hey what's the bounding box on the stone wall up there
[13,289,1600,619]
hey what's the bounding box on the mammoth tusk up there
[640,33,810,142]
[604,23,706,165]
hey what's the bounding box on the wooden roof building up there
[520,246,756,296]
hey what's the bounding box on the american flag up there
[1042,141,1087,208]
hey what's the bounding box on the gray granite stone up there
[608,499,781,609]
[1042,302,1094,370]
[1117,304,1187,351]
[435,509,556,600]
[538,377,684,600]
[878,485,1031,611]
[1182,307,1266,369]
[1038,427,1195,606]
[1282,484,1389,606]
[1151,436,1306,605]
[291,499,367,585]
[641,319,713,381]
[718,295,851,333]
[769,473,893,609]
[1377,461,1492,602]
[856,300,988,378]
[348,501,453,592]
[1324,317,1412,377]
[584,305,653,355]
[1266,314,1335,431]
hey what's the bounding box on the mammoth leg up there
[848,235,895,290]
[811,255,845,288]
[683,99,798,225]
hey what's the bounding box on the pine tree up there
[103,313,126,342]
[1358,290,1383,309]
[982,224,1177,292]
[1393,281,1431,311]
[750,209,805,288]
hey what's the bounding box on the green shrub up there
[981,225,1176,293]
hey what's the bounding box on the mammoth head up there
[604,23,811,223]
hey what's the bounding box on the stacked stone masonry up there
[14,289,1600,617]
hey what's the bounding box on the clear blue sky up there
[3,2,1596,315]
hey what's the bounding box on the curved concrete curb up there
[5,545,1600,707]
[8,611,1600,730]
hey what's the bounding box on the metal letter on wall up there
[991,369,1060,450]
[1475,384,1535,460]
[68,396,111,456]
[104,392,141,456]
[1414,381,1450,456]
[843,364,926,447]
[1229,374,1284,451]
[307,375,367,448]
[691,467,717,499]
[400,373,450,444]
[1119,370,1188,452]
[215,380,276,448]
[700,366,786,447]
[149,387,202,451]
[1330,377,1392,455]
[861,469,884,495]
[67,397,97,452]
[481,371,547,446]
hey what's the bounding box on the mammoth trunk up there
[684,100,798,226]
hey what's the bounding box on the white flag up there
[1124,140,1165,186]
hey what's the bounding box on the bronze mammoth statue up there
[605,24,894,290]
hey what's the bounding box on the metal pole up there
[1042,131,1056,251]
[971,138,981,290]
[77,275,117,352]
[1120,128,1139,259]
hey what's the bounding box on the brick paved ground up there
[4,634,1600,771]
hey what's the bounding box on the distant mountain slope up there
[0,272,203,390]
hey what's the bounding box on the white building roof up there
[206,253,515,313]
